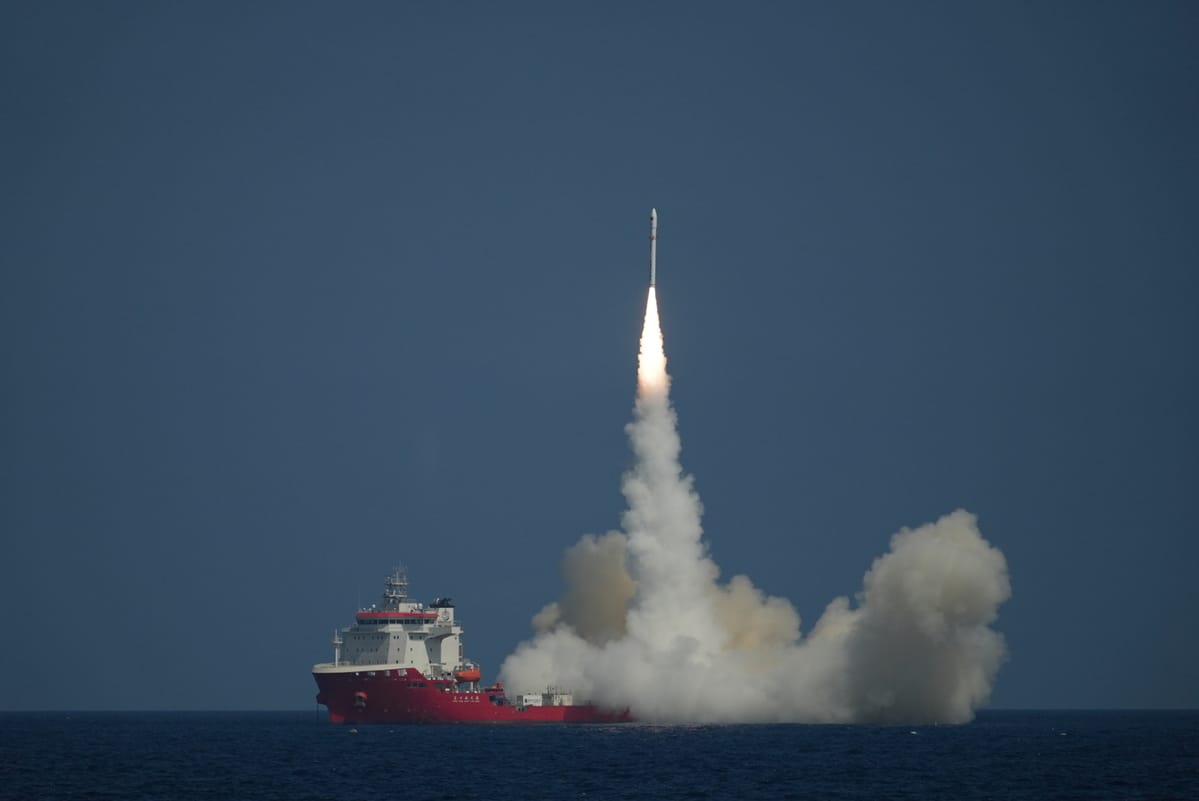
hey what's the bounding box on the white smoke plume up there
[500,288,1010,723]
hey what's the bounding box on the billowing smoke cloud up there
[500,289,1010,723]
[530,532,635,643]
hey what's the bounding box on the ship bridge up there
[319,566,466,679]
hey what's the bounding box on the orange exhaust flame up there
[637,287,669,397]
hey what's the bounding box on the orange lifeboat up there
[454,666,482,683]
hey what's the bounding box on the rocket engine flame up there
[499,214,1011,724]
[637,288,668,397]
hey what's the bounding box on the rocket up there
[649,208,658,286]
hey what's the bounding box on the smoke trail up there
[624,287,724,659]
[500,287,1010,723]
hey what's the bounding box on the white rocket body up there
[649,208,658,286]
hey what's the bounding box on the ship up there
[312,565,628,724]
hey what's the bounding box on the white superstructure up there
[313,566,469,678]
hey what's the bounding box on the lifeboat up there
[454,666,482,683]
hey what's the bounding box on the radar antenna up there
[381,565,409,610]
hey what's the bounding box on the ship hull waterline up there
[314,666,629,725]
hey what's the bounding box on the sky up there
[1,2,1195,711]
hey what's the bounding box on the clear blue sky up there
[2,2,1195,710]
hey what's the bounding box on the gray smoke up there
[500,290,1010,723]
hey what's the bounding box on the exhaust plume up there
[500,286,1010,723]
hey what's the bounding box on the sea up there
[2,710,1195,800]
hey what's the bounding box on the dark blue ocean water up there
[1,710,1196,800]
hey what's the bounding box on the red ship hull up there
[314,667,628,724]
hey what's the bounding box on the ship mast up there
[381,565,409,611]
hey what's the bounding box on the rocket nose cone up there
[651,208,657,221]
